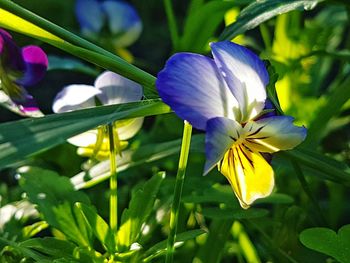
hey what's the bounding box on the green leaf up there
[281,147,350,185]
[71,134,204,189]
[143,229,206,262]
[201,207,269,219]
[0,99,170,169]
[117,172,165,251]
[266,61,284,115]
[75,203,116,253]
[22,221,49,239]
[305,76,350,145]
[299,225,350,263]
[180,1,233,52]
[219,0,323,41]
[20,237,94,263]
[255,193,294,205]
[48,55,100,76]
[18,167,92,247]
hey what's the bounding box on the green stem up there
[163,0,179,49]
[165,121,192,263]
[0,0,157,94]
[291,159,328,226]
[107,123,118,232]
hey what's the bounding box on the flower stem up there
[165,121,192,263]
[107,122,118,232]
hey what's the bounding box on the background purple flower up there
[0,29,48,115]
[75,0,142,48]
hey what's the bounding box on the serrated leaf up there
[0,99,170,169]
[117,172,165,251]
[300,225,350,263]
[18,167,92,247]
[220,0,324,41]
[75,203,116,253]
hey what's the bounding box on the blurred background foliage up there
[0,0,349,262]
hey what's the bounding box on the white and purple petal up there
[52,84,100,113]
[16,46,48,87]
[94,71,143,105]
[211,41,268,122]
[156,53,239,130]
[101,0,142,47]
[204,117,242,175]
[75,0,105,35]
[244,116,307,153]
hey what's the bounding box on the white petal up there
[116,117,143,141]
[94,71,143,105]
[52,84,99,113]
[243,116,307,153]
[211,41,268,122]
[67,129,98,147]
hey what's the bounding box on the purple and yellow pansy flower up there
[75,0,142,48]
[0,29,48,116]
[156,41,307,208]
[53,71,143,160]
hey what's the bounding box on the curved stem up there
[108,123,118,233]
[165,121,192,263]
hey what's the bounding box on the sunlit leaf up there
[220,0,324,41]
[117,172,165,251]
[75,203,116,253]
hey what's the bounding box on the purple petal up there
[0,29,25,72]
[156,53,239,130]
[204,117,242,175]
[16,46,48,86]
[75,0,105,35]
[94,71,143,105]
[211,41,269,122]
[101,0,142,47]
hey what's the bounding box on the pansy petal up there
[101,0,142,47]
[75,0,104,35]
[115,117,144,141]
[244,116,307,153]
[67,129,98,147]
[204,117,242,175]
[219,146,274,209]
[52,84,99,113]
[156,53,239,130]
[211,41,268,122]
[17,46,48,86]
[0,29,25,72]
[94,71,143,105]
